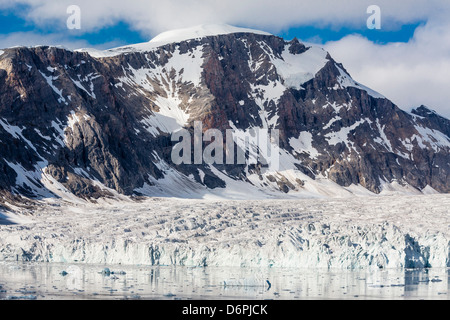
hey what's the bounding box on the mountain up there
[0,24,448,201]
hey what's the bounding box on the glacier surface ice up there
[0,195,448,270]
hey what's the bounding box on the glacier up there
[0,194,448,270]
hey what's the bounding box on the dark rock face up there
[0,32,448,200]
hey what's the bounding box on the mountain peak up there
[1,25,449,200]
[149,24,273,46]
[412,105,439,116]
[78,24,273,58]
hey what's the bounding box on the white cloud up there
[2,0,450,36]
[324,18,450,118]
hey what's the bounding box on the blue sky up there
[0,1,449,118]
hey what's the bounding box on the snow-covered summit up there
[149,24,272,46]
[78,24,272,58]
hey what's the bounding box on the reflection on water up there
[0,262,448,300]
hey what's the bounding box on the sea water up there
[0,262,448,300]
